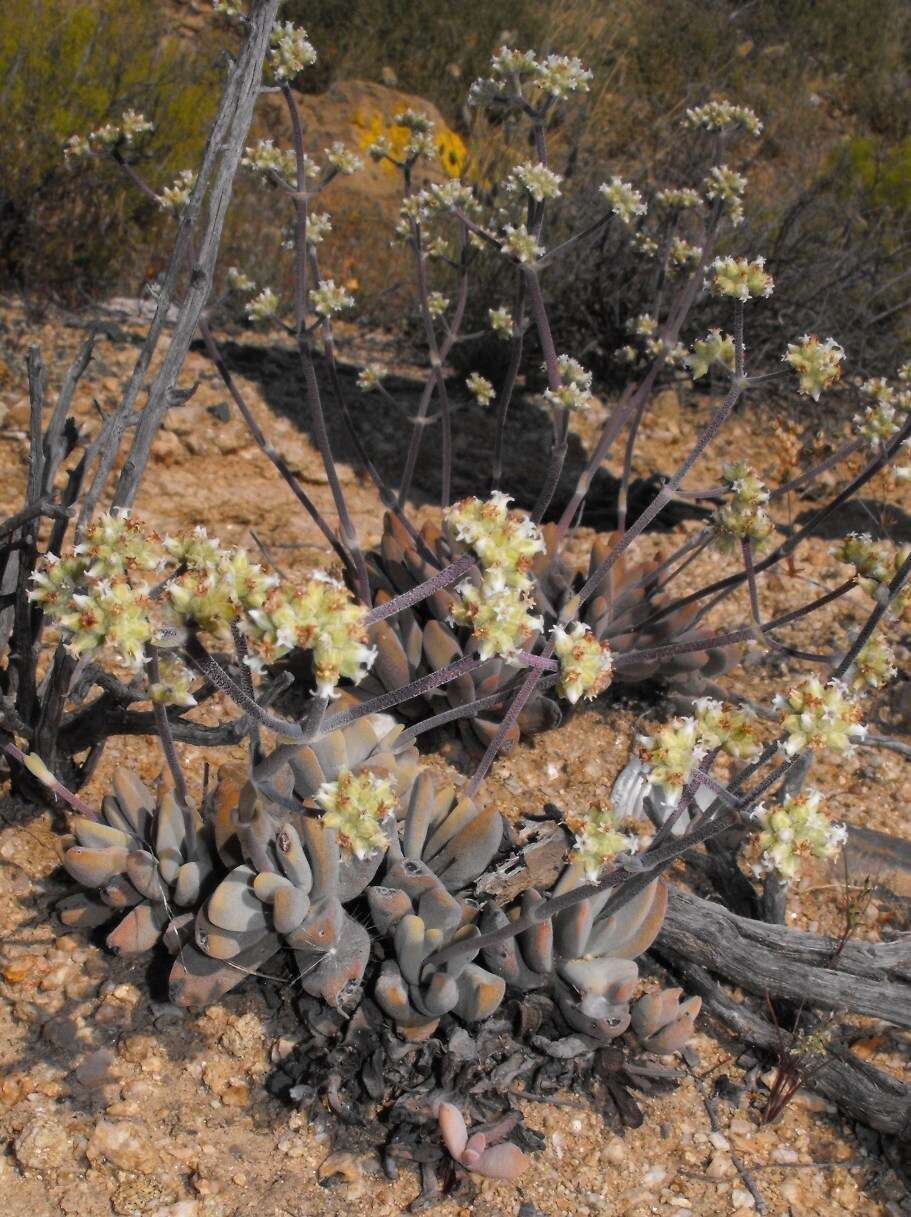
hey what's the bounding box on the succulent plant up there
[171,715,419,1009]
[436,1102,530,1181]
[57,769,219,956]
[630,987,702,1053]
[480,861,671,1043]
[366,781,507,1037]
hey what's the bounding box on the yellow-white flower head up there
[600,177,647,224]
[552,622,612,704]
[638,717,706,806]
[783,335,845,401]
[315,769,395,859]
[710,255,773,302]
[568,802,635,881]
[773,675,866,756]
[752,791,845,879]
[688,329,736,380]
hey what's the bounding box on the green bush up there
[0,0,218,298]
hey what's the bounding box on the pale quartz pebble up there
[781,1180,801,1204]
[641,1166,667,1188]
[731,1188,756,1209]
[729,1118,753,1135]
[708,1131,730,1150]
[14,1118,73,1171]
[706,1152,734,1181]
[570,1118,583,1134]
[771,1145,800,1165]
[87,1119,156,1173]
[791,1088,834,1113]
[602,1139,625,1165]
[277,1135,308,1157]
[73,1048,117,1089]
[551,1131,564,1159]
[149,1205,198,1217]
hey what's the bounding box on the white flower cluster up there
[445,494,545,660]
[834,534,911,626]
[752,792,846,879]
[268,21,316,81]
[847,636,897,692]
[783,335,845,401]
[506,160,563,202]
[551,622,612,704]
[310,279,354,318]
[543,355,594,413]
[704,164,747,225]
[227,266,256,294]
[426,291,449,319]
[500,223,544,264]
[710,255,773,302]
[669,237,702,269]
[325,142,363,176]
[656,186,702,209]
[158,169,197,213]
[307,211,332,245]
[469,47,592,107]
[466,372,495,406]
[774,675,866,756]
[638,697,762,805]
[687,329,736,379]
[488,306,513,339]
[599,177,647,224]
[246,287,279,323]
[638,717,706,806]
[315,769,395,859]
[242,139,301,182]
[567,802,635,880]
[65,110,154,159]
[686,100,763,137]
[357,363,388,392]
[711,461,773,553]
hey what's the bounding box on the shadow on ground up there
[213,339,711,531]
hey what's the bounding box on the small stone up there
[706,1152,733,1181]
[74,1048,117,1089]
[771,1145,799,1165]
[728,1118,753,1136]
[603,1139,625,1165]
[641,1166,666,1188]
[708,1131,730,1150]
[88,1119,156,1173]
[14,1118,73,1171]
[780,1180,801,1204]
[731,1188,755,1209]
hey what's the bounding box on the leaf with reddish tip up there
[64,845,129,888]
[169,933,282,1007]
[437,1102,468,1160]
[106,901,168,956]
[472,1142,530,1181]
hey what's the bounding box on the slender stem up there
[365,554,474,623]
[491,275,527,492]
[146,648,191,815]
[282,83,371,604]
[321,654,485,733]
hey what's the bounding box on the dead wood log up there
[659,887,911,1026]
